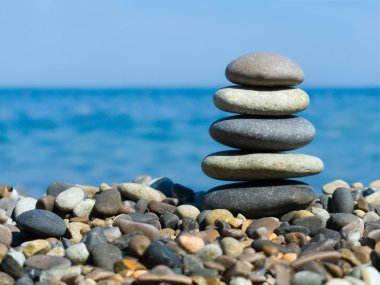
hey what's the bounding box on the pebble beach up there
[0,177,380,285]
[0,52,379,285]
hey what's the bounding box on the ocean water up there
[0,88,379,197]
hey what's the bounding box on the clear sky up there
[0,0,379,88]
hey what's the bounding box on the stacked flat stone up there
[202,52,324,218]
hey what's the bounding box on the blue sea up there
[0,88,379,197]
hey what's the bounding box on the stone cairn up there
[202,52,324,218]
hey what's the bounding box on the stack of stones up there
[202,52,324,218]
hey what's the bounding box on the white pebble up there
[55,187,85,211]
[73,199,95,217]
[65,243,89,264]
[362,266,380,285]
[14,197,37,218]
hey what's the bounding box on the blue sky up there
[0,1,379,87]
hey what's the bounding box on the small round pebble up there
[55,187,85,211]
[196,244,223,261]
[14,197,37,218]
[176,205,200,220]
[65,243,89,264]
[73,199,95,217]
[220,237,243,258]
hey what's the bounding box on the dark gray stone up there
[46,182,72,197]
[293,216,325,236]
[196,210,211,228]
[141,241,182,272]
[363,188,376,197]
[183,255,218,277]
[82,227,108,250]
[172,183,195,204]
[301,238,337,255]
[330,187,354,213]
[16,209,67,238]
[317,228,341,241]
[326,213,360,231]
[128,212,159,224]
[202,180,315,218]
[89,243,122,271]
[182,216,199,232]
[275,224,311,236]
[149,177,174,197]
[160,212,179,229]
[94,189,121,216]
[209,115,315,151]
[225,52,304,87]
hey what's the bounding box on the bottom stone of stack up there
[202,180,315,218]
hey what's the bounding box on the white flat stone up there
[214,86,309,115]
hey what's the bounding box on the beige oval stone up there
[322,179,349,195]
[177,234,205,253]
[205,209,233,226]
[214,86,309,116]
[202,151,323,181]
[117,183,164,201]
